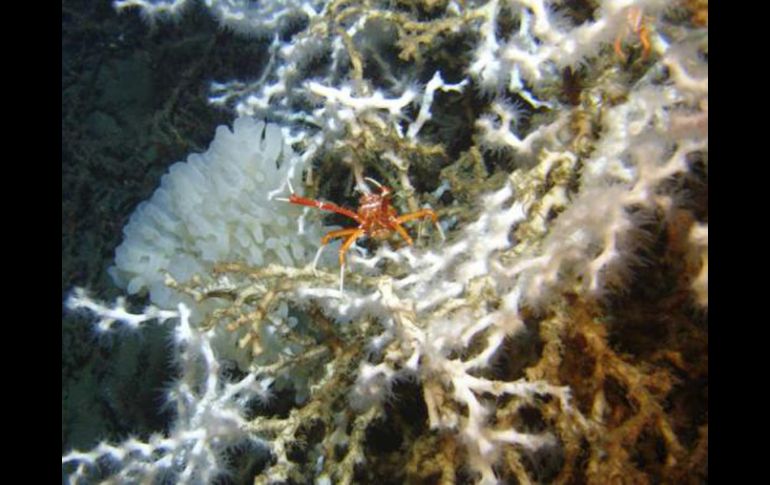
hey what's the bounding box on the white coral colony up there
[109,118,321,309]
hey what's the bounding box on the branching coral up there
[64,0,707,483]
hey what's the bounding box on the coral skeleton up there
[63,0,707,483]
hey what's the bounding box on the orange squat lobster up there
[283,177,442,283]
[614,6,651,62]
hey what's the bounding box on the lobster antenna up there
[364,177,383,189]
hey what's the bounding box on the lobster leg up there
[338,228,365,293]
[321,228,361,246]
[318,227,365,268]
[390,222,414,246]
[396,208,438,225]
[396,209,444,241]
[307,228,360,274]
[338,228,366,268]
[288,194,362,223]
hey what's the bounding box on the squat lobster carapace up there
[278,177,443,292]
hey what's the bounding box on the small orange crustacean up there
[281,177,442,288]
[614,6,652,62]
